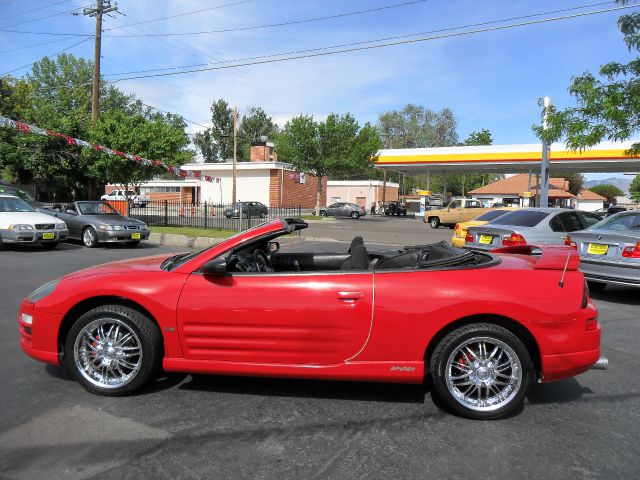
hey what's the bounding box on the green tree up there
[463,129,493,146]
[534,1,640,156]
[628,175,640,202]
[276,113,381,214]
[239,106,278,159]
[193,98,234,162]
[549,171,585,196]
[87,109,192,192]
[588,183,625,204]
[377,104,458,148]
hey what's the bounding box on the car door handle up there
[337,291,365,300]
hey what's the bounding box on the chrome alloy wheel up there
[445,336,522,412]
[74,318,143,389]
[83,228,97,247]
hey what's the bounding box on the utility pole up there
[539,96,552,207]
[232,106,238,205]
[83,0,118,125]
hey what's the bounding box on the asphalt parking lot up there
[1,226,639,479]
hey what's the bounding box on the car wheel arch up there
[422,313,541,377]
[57,296,163,361]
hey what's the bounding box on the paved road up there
[0,235,638,479]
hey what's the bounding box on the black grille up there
[124,225,139,230]
[35,224,55,230]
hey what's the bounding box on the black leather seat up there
[375,251,419,270]
[341,244,369,270]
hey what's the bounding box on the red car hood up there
[64,253,179,280]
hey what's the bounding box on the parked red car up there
[19,219,603,419]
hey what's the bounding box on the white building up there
[326,180,399,210]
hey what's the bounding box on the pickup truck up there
[100,190,150,207]
[424,197,492,228]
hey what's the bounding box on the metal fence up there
[39,200,303,232]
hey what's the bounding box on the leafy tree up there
[193,98,234,162]
[549,171,585,196]
[463,129,493,146]
[588,183,625,204]
[534,1,640,156]
[239,106,278,159]
[377,104,458,148]
[628,174,640,202]
[276,113,381,214]
[87,109,192,193]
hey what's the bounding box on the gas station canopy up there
[374,140,640,174]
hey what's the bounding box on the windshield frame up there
[76,201,120,215]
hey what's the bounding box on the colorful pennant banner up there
[0,115,220,183]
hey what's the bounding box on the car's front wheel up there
[319,210,327,216]
[82,226,99,248]
[430,323,533,420]
[65,305,162,396]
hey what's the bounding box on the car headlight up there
[98,224,124,231]
[27,278,60,303]
[55,223,66,230]
[138,223,147,230]
[8,224,34,230]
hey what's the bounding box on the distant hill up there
[584,177,632,193]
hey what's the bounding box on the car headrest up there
[348,236,364,253]
[350,244,369,270]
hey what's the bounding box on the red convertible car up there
[19,218,603,419]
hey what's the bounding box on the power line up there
[105,2,639,81]
[0,3,87,29]
[0,34,81,54]
[103,0,257,32]
[0,0,71,21]
[103,0,427,37]
[0,37,91,76]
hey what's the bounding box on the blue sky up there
[1,0,637,179]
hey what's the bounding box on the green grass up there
[300,214,325,220]
[150,226,235,239]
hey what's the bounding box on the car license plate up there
[42,232,55,240]
[131,232,141,240]
[588,243,608,255]
[479,235,493,245]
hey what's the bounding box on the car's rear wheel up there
[350,211,360,219]
[65,305,162,396]
[429,217,441,228]
[82,226,99,248]
[41,242,58,249]
[430,323,533,420]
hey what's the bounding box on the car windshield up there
[0,197,35,212]
[474,210,511,222]
[491,210,550,227]
[589,212,640,231]
[77,201,119,215]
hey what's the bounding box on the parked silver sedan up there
[564,211,640,289]
[464,208,603,250]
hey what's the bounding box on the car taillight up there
[502,233,527,246]
[465,231,474,243]
[564,235,577,249]
[622,241,640,258]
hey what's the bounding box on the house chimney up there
[250,140,276,162]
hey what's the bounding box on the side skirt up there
[163,358,425,384]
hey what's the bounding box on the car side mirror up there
[267,241,280,253]
[200,256,229,276]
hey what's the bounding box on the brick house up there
[468,174,606,211]
[128,143,326,208]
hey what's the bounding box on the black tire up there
[41,242,58,249]
[319,210,327,217]
[350,211,360,219]
[429,217,441,229]
[126,241,141,247]
[260,212,267,219]
[65,304,163,396]
[0,237,4,251]
[429,323,533,420]
[587,281,607,293]
[82,226,99,248]
[402,212,407,216]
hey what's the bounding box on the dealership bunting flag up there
[0,115,220,183]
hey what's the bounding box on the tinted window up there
[591,213,640,231]
[491,210,550,227]
[558,212,583,232]
[581,212,603,227]
[475,210,511,222]
[549,216,564,232]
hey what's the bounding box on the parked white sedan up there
[0,195,69,249]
